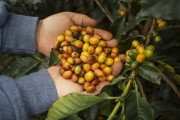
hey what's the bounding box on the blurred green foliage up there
[0,0,180,120]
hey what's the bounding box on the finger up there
[94,28,113,40]
[64,12,97,27]
[106,38,118,47]
[111,62,123,77]
[118,54,126,63]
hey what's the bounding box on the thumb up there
[63,12,97,27]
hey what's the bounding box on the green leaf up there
[110,75,126,85]
[47,93,109,120]
[151,101,180,117]
[125,90,154,120]
[111,18,125,40]
[81,105,98,120]
[121,0,135,2]
[64,114,81,120]
[157,61,175,73]
[138,63,162,84]
[49,48,60,66]
[137,0,180,20]
[124,17,147,34]
[4,56,40,78]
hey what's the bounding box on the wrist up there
[36,20,43,52]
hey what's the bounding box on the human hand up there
[47,63,123,97]
[47,66,108,97]
[36,12,118,56]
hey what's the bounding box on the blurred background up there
[0,0,180,120]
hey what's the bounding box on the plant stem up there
[161,73,180,98]
[145,19,156,46]
[94,0,113,23]
[135,77,147,100]
[107,101,121,120]
[107,79,132,120]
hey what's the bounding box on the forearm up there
[0,1,38,54]
[0,69,58,120]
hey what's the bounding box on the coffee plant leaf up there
[49,48,60,66]
[137,0,180,20]
[138,63,162,84]
[47,93,109,120]
[125,90,154,120]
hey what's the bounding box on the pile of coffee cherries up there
[54,26,123,93]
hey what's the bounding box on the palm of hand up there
[37,13,75,56]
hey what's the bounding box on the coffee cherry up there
[94,69,104,77]
[71,52,79,58]
[78,77,85,84]
[83,63,91,72]
[92,62,101,71]
[70,25,79,31]
[57,35,65,42]
[144,49,153,58]
[95,46,103,55]
[105,58,114,66]
[74,66,82,74]
[83,35,90,43]
[85,85,96,93]
[146,45,155,52]
[72,31,80,39]
[90,37,100,45]
[67,57,74,65]
[130,61,138,68]
[86,26,94,34]
[82,43,90,51]
[88,46,95,54]
[64,30,72,36]
[63,62,71,70]
[119,9,127,17]
[154,36,161,43]
[74,40,83,48]
[103,67,112,75]
[98,55,106,64]
[71,74,79,82]
[84,71,94,82]
[80,55,88,63]
[106,75,115,81]
[88,55,96,64]
[136,53,145,63]
[98,40,106,47]
[63,71,72,79]
[114,57,121,63]
[65,35,74,42]
[132,40,139,48]
[112,47,119,53]
[98,76,106,82]
[91,79,99,86]
[74,58,81,64]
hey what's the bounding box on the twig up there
[161,73,180,98]
[107,71,134,120]
[145,19,156,46]
[135,77,147,100]
[158,25,180,31]
[94,0,113,23]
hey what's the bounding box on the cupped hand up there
[47,63,122,97]
[36,12,117,56]
[47,66,109,97]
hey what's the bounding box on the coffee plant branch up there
[94,0,113,23]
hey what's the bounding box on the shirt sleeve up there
[0,1,38,54]
[0,69,58,120]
